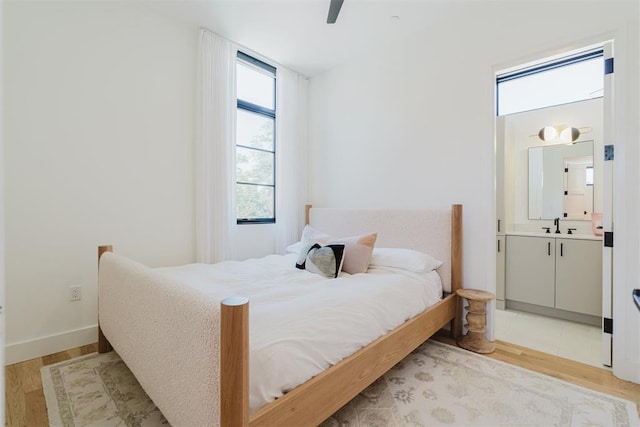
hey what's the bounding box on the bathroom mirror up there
[528,140,594,220]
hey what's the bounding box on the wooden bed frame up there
[98,204,463,426]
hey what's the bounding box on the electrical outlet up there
[70,286,82,301]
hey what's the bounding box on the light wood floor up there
[5,343,97,427]
[434,335,640,413]
[5,339,640,426]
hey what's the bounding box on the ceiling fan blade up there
[327,0,344,24]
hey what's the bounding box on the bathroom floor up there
[495,308,605,369]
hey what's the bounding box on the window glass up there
[236,146,274,186]
[497,52,603,116]
[237,61,275,110]
[237,110,274,151]
[586,166,594,186]
[236,184,274,220]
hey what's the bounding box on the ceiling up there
[148,0,456,77]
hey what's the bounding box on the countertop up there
[506,231,602,241]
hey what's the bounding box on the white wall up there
[3,2,198,363]
[308,1,639,382]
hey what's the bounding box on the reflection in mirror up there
[528,140,594,220]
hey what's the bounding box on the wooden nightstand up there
[455,288,495,354]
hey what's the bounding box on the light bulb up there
[538,126,557,141]
[560,127,580,142]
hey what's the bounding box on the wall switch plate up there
[70,286,82,301]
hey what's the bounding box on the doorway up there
[494,44,612,368]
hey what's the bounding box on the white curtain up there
[275,68,309,253]
[196,29,237,263]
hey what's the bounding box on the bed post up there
[98,245,113,353]
[451,204,463,338]
[220,297,250,427]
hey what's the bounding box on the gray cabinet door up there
[555,239,602,316]
[506,236,555,307]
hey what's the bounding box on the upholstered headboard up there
[308,206,461,293]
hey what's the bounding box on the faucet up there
[554,218,561,234]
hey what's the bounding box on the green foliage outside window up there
[236,120,275,221]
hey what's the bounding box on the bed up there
[97,204,463,426]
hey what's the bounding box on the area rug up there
[42,340,640,426]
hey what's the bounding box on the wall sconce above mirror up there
[536,125,592,143]
[528,140,594,220]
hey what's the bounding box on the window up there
[586,166,594,186]
[236,52,276,223]
[497,49,603,116]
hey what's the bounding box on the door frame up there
[493,37,615,367]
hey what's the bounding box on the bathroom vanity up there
[504,232,602,326]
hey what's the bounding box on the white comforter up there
[157,253,442,413]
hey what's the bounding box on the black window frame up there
[236,51,277,224]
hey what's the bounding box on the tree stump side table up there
[455,288,495,354]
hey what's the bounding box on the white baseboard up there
[5,325,98,365]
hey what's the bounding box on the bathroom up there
[495,50,607,368]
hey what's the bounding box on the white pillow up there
[368,248,442,272]
[286,240,307,253]
[286,225,333,253]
